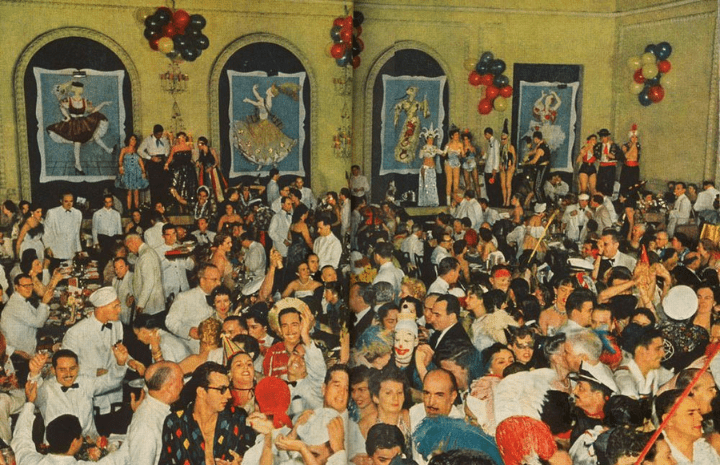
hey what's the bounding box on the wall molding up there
[209,33,318,183]
[12,26,141,201]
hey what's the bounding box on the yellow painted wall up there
[0,0,717,200]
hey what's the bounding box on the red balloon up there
[149,36,161,51]
[478,98,493,115]
[485,85,500,100]
[343,15,353,29]
[633,68,645,84]
[330,43,346,59]
[648,85,665,103]
[658,60,672,74]
[162,23,177,37]
[333,17,344,28]
[499,85,513,98]
[356,37,364,52]
[173,9,191,29]
[479,73,494,87]
[468,71,482,86]
[156,6,172,15]
[340,28,353,43]
[352,55,361,69]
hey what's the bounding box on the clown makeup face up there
[393,329,418,365]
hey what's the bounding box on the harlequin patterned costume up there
[159,403,255,464]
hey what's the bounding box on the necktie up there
[156,139,162,148]
[604,144,609,155]
[101,322,112,331]
[61,383,79,392]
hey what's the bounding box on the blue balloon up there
[330,25,342,42]
[194,35,210,51]
[336,53,351,67]
[475,62,488,74]
[655,41,672,60]
[489,59,506,76]
[645,75,661,86]
[644,43,656,56]
[494,74,509,88]
[181,47,198,62]
[190,14,206,30]
[638,89,652,106]
[480,52,494,64]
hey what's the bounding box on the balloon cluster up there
[628,42,672,106]
[466,52,513,115]
[328,11,364,69]
[142,7,209,62]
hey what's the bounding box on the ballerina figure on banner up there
[393,86,430,164]
[524,89,565,154]
[46,80,113,175]
[233,83,299,169]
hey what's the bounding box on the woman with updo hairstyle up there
[208,285,234,321]
[178,317,223,375]
[469,342,515,434]
[399,276,426,301]
[210,232,235,290]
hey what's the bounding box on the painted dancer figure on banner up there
[46,81,113,175]
[393,86,430,163]
[417,124,442,207]
[524,90,565,153]
[233,83,298,169]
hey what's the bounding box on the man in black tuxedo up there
[349,282,376,349]
[428,294,471,354]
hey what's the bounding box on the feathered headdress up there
[502,119,510,136]
[628,123,638,138]
[419,123,440,141]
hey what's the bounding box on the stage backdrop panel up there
[517,80,579,172]
[227,70,306,178]
[379,75,446,176]
[34,67,125,183]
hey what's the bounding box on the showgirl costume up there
[446,148,462,169]
[169,149,198,203]
[47,97,109,145]
[462,148,478,171]
[620,141,641,195]
[500,143,515,171]
[418,125,443,207]
[578,146,597,175]
[116,151,149,190]
[534,142,551,202]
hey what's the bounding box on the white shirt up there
[62,315,124,414]
[0,293,49,354]
[119,394,171,465]
[154,243,193,298]
[543,180,570,203]
[455,199,484,230]
[672,193,692,221]
[91,207,122,245]
[165,286,214,353]
[33,364,127,438]
[485,136,500,173]
[401,234,424,265]
[665,435,720,465]
[340,200,351,239]
[313,233,342,269]
[562,203,590,242]
[694,187,720,212]
[299,187,316,210]
[244,241,267,283]
[431,246,450,266]
[112,271,134,325]
[350,174,369,198]
[191,229,216,246]
[144,222,165,249]
[372,261,404,296]
[613,358,673,398]
[288,341,327,418]
[154,329,191,363]
[481,207,501,226]
[266,179,280,206]
[44,206,82,260]
[427,276,450,295]
[268,210,292,256]
[138,134,170,159]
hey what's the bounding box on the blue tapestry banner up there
[517,80,579,172]
[380,75,446,176]
[34,67,126,183]
[227,71,306,178]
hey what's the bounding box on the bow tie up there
[287,381,298,387]
[61,383,79,392]
[101,322,113,331]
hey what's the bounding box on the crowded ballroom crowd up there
[0,122,719,465]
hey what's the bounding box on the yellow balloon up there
[325,42,335,58]
[629,81,644,95]
[641,52,656,65]
[158,37,174,54]
[135,7,155,24]
[493,96,508,112]
[642,62,658,79]
[660,74,673,91]
[464,58,477,72]
[627,56,641,71]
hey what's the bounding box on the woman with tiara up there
[417,124,442,207]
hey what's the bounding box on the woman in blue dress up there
[116,133,149,210]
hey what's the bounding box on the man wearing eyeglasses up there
[160,362,256,465]
[0,274,52,359]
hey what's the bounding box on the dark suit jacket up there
[431,322,471,354]
[350,308,376,348]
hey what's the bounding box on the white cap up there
[88,286,118,308]
[578,193,590,201]
[534,203,547,213]
[296,408,340,445]
[395,319,418,337]
[662,285,698,320]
